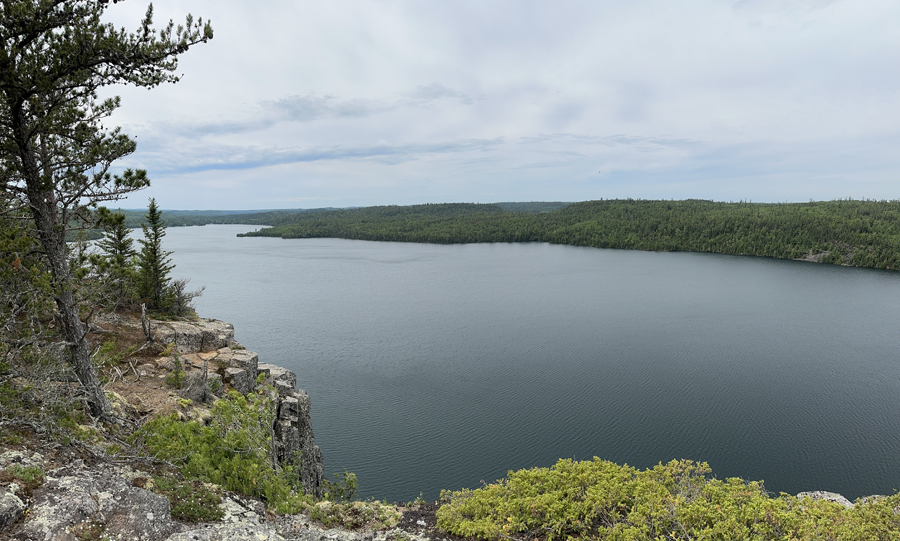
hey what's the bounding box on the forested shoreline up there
[236,199,900,270]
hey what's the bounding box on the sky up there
[100,0,900,210]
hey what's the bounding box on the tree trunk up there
[28,196,113,421]
[14,112,114,422]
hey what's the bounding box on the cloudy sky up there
[101,0,900,210]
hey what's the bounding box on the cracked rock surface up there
[12,462,182,541]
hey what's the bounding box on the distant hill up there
[111,207,344,229]
[235,199,900,271]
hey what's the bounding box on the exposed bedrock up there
[151,318,325,498]
[15,463,181,541]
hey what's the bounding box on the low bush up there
[152,477,224,523]
[133,388,311,514]
[324,469,359,502]
[0,464,45,497]
[310,500,401,530]
[436,457,900,541]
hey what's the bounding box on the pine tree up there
[137,198,174,310]
[0,0,211,420]
[97,210,137,308]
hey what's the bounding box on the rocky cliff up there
[0,317,350,540]
[147,318,325,498]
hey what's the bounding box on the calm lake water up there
[163,224,900,502]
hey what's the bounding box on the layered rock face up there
[151,318,325,498]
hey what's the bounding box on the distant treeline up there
[69,207,340,240]
[70,208,295,241]
[114,207,345,229]
[237,199,900,270]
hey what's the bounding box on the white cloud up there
[95,0,900,209]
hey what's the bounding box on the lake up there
[163,224,900,502]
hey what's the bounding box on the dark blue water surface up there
[165,225,900,502]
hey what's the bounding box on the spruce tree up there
[97,211,137,308]
[137,198,174,310]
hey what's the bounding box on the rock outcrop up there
[0,488,25,532]
[151,319,238,354]
[151,318,325,498]
[16,461,182,541]
[796,490,856,509]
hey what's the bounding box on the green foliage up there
[1,464,46,497]
[105,443,124,456]
[0,346,103,444]
[0,0,212,420]
[324,469,359,502]
[0,200,55,347]
[138,198,175,310]
[96,210,138,308]
[152,477,224,523]
[0,431,23,446]
[240,199,900,271]
[407,493,427,507]
[166,354,186,388]
[92,341,128,369]
[6,464,45,488]
[436,457,900,540]
[133,389,312,512]
[112,207,342,229]
[169,278,205,318]
[309,500,401,530]
[494,201,573,213]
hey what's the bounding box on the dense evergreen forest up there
[237,199,900,270]
[108,202,566,229]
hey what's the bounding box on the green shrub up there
[0,464,45,497]
[310,500,401,530]
[92,341,125,368]
[7,464,44,487]
[436,458,900,541]
[133,388,312,513]
[324,469,358,502]
[152,477,224,523]
[165,354,186,388]
[0,431,23,445]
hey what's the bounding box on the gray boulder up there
[18,466,182,541]
[300,444,325,499]
[154,321,204,354]
[0,450,44,470]
[0,488,25,532]
[218,350,259,373]
[280,395,300,422]
[224,367,256,396]
[219,493,266,524]
[259,363,297,398]
[195,319,236,351]
[179,370,216,403]
[207,372,224,397]
[272,515,418,541]
[151,319,236,353]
